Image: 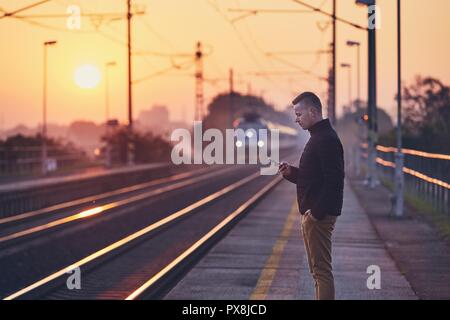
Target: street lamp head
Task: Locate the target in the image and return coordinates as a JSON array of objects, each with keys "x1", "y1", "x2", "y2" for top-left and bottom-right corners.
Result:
[
  {"x1": 355, "y1": 0, "x2": 375, "y2": 6},
  {"x1": 44, "y1": 40, "x2": 57, "y2": 46},
  {"x1": 346, "y1": 40, "x2": 361, "y2": 47}
]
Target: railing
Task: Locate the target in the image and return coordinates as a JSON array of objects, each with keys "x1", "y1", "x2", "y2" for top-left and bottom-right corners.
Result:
[
  {"x1": 360, "y1": 143, "x2": 450, "y2": 216},
  {"x1": 0, "y1": 145, "x2": 92, "y2": 177},
  {"x1": 0, "y1": 162, "x2": 171, "y2": 218}
]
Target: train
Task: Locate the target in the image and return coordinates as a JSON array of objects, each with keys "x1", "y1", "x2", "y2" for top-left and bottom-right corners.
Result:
[{"x1": 233, "y1": 113, "x2": 302, "y2": 151}]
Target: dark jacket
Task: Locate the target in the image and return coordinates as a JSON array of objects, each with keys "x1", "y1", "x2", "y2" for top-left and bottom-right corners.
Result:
[{"x1": 284, "y1": 119, "x2": 345, "y2": 220}]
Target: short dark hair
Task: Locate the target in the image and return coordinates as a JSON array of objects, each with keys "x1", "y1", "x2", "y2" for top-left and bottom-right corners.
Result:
[{"x1": 292, "y1": 92, "x2": 322, "y2": 114}]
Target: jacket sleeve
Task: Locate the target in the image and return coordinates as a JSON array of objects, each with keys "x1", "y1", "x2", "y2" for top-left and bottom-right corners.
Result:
[
  {"x1": 311, "y1": 138, "x2": 344, "y2": 220},
  {"x1": 282, "y1": 165, "x2": 299, "y2": 184}
]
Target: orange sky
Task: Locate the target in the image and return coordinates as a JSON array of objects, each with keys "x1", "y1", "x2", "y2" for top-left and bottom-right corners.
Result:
[{"x1": 1, "y1": 0, "x2": 450, "y2": 130}]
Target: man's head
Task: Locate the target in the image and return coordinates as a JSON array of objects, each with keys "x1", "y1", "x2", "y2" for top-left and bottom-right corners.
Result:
[{"x1": 292, "y1": 92, "x2": 323, "y2": 130}]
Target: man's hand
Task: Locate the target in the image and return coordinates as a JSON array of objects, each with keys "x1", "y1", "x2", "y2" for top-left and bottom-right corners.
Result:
[
  {"x1": 305, "y1": 209, "x2": 318, "y2": 222},
  {"x1": 279, "y1": 162, "x2": 292, "y2": 177}
]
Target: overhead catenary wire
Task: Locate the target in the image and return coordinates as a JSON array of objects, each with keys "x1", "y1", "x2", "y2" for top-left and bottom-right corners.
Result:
[
  {"x1": 205, "y1": 0, "x2": 293, "y2": 98},
  {"x1": 227, "y1": 0, "x2": 340, "y2": 96},
  {"x1": 1, "y1": 0, "x2": 220, "y2": 124},
  {"x1": 266, "y1": 54, "x2": 328, "y2": 82},
  {"x1": 0, "y1": 0, "x2": 52, "y2": 19},
  {"x1": 6, "y1": 0, "x2": 157, "y2": 70},
  {"x1": 134, "y1": 14, "x2": 225, "y2": 83},
  {"x1": 227, "y1": 0, "x2": 332, "y2": 98},
  {"x1": 132, "y1": 58, "x2": 195, "y2": 84},
  {"x1": 228, "y1": 8, "x2": 314, "y2": 24},
  {"x1": 136, "y1": 15, "x2": 179, "y2": 53},
  {"x1": 234, "y1": 0, "x2": 307, "y2": 97},
  {"x1": 291, "y1": 0, "x2": 368, "y2": 31}
]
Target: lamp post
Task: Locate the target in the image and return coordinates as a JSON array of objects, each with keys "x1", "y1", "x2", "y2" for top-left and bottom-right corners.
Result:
[
  {"x1": 356, "y1": 0, "x2": 378, "y2": 188},
  {"x1": 340, "y1": 63, "x2": 352, "y2": 111},
  {"x1": 347, "y1": 40, "x2": 363, "y2": 177},
  {"x1": 229, "y1": 68, "x2": 234, "y2": 129},
  {"x1": 105, "y1": 61, "x2": 117, "y2": 123},
  {"x1": 42, "y1": 40, "x2": 57, "y2": 175},
  {"x1": 395, "y1": 0, "x2": 404, "y2": 217},
  {"x1": 105, "y1": 61, "x2": 116, "y2": 168},
  {"x1": 341, "y1": 62, "x2": 358, "y2": 176},
  {"x1": 346, "y1": 40, "x2": 361, "y2": 111},
  {"x1": 127, "y1": 0, "x2": 134, "y2": 166}
]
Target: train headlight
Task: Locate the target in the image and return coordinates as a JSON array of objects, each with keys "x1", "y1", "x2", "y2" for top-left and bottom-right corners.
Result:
[
  {"x1": 236, "y1": 140, "x2": 243, "y2": 148},
  {"x1": 246, "y1": 131, "x2": 254, "y2": 138},
  {"x1": 257, "y1": 140, "x2": 265, "y2": 147}
]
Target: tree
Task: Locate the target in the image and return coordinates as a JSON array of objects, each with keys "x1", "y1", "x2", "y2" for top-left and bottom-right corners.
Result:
[
  {"x1": 101, "y1": 127, "x2": 172, "y2": 165},
  {"x1": 0, "y1": 134, "x2": 88, "y2": 175},
  {"x1": 401, "y1": 76, "x2": 450, "y2": 153},
  {"x1": 336, "y1": 101, "x2": 393, "y2": 161}
]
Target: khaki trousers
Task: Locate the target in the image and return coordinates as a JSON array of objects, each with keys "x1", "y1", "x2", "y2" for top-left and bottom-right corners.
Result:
[{"x1": 301, "y1": 213, "x2": 337, "y2": 300}]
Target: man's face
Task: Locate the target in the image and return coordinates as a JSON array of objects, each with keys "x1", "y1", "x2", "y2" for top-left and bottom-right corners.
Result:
[{"x1": 294, "y1": 103, "x2": 315, "y2": 130}]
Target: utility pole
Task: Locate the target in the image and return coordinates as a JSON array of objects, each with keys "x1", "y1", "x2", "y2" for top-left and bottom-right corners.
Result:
[
  {"x1": 42, "y1": 40, "x2": 57, "y2": 175},
  {"x1": 367, "y1": 1, "x2": 378, "y2": 188},
  {"x1": 331, "y1": 0, "x2": 337, "y2": 125},
  {"x1": 395, "y1": 0, "x2": 404, "y2": 217},
  {"x1": 356, "y1": 43, "x2": 361, "y2": 111},
  {"x1": 229, "y1": 68, "x2": 234, "y2": 128},
  {"x1": 136, "y1": 41, "x2": 208, "y2": 123},
  {"x1": 195, "y1": 42, "x2": 205, "y2": 121},
  {"x1": 127, "y1": 0, "x2": 132, "y2": 127},
  {"x1": 126, "y1": 0, "x2": 134, "y2": 165},
  {"x1": 327, "y1": 43, "x2": 333, "y2": 121}
]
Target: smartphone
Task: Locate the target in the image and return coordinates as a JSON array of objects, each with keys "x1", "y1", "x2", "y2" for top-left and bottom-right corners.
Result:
[{"x1": 268, "y1": 158, "x2": 281, "y2": 166}]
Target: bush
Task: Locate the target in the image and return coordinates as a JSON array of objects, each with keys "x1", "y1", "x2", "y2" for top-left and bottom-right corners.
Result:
[{"x1": 102, "y1": 127, "x2": 172, "y2": 164}]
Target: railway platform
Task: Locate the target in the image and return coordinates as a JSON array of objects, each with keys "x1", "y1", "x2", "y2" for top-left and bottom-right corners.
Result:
[{"x1": 166, "y1": 180, "x2": 418, "y2": 300}]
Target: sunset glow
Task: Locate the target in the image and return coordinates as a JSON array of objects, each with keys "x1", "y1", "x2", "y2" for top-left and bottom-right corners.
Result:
[{"x1": 0, "y1": 0, "x2": 449, "y2": 128}]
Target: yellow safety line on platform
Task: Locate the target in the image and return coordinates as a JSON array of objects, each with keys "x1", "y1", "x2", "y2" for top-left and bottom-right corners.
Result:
[{"x1": 250, "y1": 200, "x2": 297, "y2": 300}]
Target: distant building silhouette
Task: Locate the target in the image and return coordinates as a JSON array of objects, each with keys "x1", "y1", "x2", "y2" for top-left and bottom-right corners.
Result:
[{"x1": 138, "y1": 105, "x2": 170, "y2": 131}]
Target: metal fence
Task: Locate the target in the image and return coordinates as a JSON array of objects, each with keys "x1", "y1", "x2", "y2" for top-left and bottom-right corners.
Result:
[
  {"x1": 0, "y1": 145, "x2": 90, "y2": 177},
  {"x1": 361, "y1": 144, "x2": 450, "y2": 216}
]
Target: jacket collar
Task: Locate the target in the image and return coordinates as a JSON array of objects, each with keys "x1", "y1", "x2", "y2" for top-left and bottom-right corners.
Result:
[{"x1": 308, "y1": 118, "x2": 331, "y2": 136}]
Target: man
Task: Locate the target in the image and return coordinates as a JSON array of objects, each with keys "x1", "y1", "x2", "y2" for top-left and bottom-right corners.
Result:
[{"x1": 279, "y1": 92, "x2": 344, "y2": 300}]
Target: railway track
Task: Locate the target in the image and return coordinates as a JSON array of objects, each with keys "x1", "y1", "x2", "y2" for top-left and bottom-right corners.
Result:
[
  {"x1": 1, "y1": 151, "x2": 299, "y2": 300},
  {"x1": 0, "y1": 165, "x2": 231, "y2": 247}
]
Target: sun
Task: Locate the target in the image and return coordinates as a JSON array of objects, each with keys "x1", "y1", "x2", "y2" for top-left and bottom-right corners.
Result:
[{"x1": 74, "y1": 64, "x2": 101, "y2": 89}]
